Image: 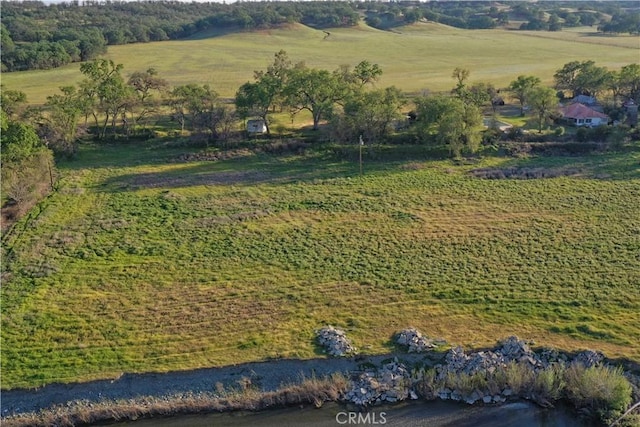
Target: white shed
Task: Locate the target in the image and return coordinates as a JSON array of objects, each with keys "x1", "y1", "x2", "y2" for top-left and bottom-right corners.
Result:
[{"x1": 246, "y1": 119, "x2": 267, "y2": 134}]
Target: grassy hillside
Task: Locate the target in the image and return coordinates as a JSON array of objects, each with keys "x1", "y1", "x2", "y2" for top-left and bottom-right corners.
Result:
[
  {"x1": 3, "y1": 22, "x2": 638, "y2": 104},
  {"x1": 2, "y1": 142, "x2": 639, "y2": 389}
]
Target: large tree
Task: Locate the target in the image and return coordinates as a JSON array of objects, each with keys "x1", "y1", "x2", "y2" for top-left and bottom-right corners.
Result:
[
  {"x1": 1, "y1": 112, "x2": 55, "y2": 210},
  {"x1": 614, "y1": 63, "x2": 640, "y2": 102},
  {"x1": 464, "y1": 82, "x2": 495, "y2": 109},
  {"x1": 573, "y1": 62, "x2": 612, "y2": 99},
  {"x1": 451, "y1": 67, "x2": 471, "y2": 98},
  {"x1": 235, "y1": 81, "x2": 274, "y2": 134},
  {"x1": 334, "y1": 86, "x2": 405, "y2": 142},
  {"x1": 42, "y1": 85, "x2": 88, "y2": 155},
  {"x1": 284, "y1": 66, "x2": 349, "y2": 130},
  {"x1": 554, "y1": 60, "x2": 612, "y2": 99},
  {"x1": 414, "y1": 95, "x2": 482, "y2": 157},
  {"x1": 508, "y1": 75, "x2": 541, "y2": 116},
  {"x1": 127, "y1": 68, "x2": 169, "y2": 132},
  {"x1": 235, "y1": 50, "x2": 293, "y2": 135},
  {"x1": 80, "y1": 59, "x2": 133, "y2": 139},
  {"x1": 169, "y1": 83, "x2": 230, "y2": 142},
  {"x1": 350, "y1": 60, "x2": 383, "y2": 88},
  {"x1": 0, "y1": 87, "x2": 27, "y2": 118},
  {"x1": 526, "y1": 86, "x2": 558, "y2": 133}
]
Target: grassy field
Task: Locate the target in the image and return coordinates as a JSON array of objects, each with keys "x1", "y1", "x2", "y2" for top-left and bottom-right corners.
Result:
[
  {"x1": 2, "y1": 141, "x2": 639, "y2": 389},
  {"x1": 2, "y1": 23, "x2": 638, "y2": 104}
]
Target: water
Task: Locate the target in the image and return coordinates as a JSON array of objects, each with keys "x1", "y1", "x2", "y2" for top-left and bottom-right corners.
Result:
[{"x1": 115, "y1": 401, "x2": 591, "y2": 427}]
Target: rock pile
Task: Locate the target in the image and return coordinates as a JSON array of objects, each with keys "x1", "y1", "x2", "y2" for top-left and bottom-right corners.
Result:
[
  {"x1": 439, "y1": 336, "x2": 550, "y2": 378},
  {"x1": 396, "y1": 328, "x2": 437, "y2": 353},
  {"x1": 572, "y1": 350, "x2": 604, "y2": 368},
  {"x1": 436, "y1": 387, "x2": 507, "y2": 405},
  {"x1": 497, "y1": 336, "x2": 543, "y2": 368},
  {"x1": 329, "y1": 330, "x2": 617, "y2": 409},
  {"x1": 316, "y1": 326, "x2": 357, "y2": 357},
  {"x1": 431, "y1": 336, "x2": 601, "y2": 405},
  {"x1": 345, "y1": 360, "x2": 413, "y2": 406}
]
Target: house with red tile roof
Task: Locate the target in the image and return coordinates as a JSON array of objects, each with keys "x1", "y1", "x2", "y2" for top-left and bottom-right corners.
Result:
[{"x1": 559, "y1": 103, "x2": 609, "y2": 127}]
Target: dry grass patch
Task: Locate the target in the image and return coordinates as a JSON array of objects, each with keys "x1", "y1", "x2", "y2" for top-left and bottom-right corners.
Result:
[
  {"x1": 2, "y1": 373, "x2": 349, "y2": 427},
  {"x1": 469, "y1": 167, "x2": 583, "y2": 180}
]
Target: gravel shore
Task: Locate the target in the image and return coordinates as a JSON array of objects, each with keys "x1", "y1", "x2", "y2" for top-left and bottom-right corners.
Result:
[{"x1": 1, "y1": 354, "x2": 424, "y2": 417}]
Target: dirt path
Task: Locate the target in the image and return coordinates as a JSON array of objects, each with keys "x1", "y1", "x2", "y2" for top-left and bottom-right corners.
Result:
[{"x1": 1, "y1": 354, "x2": 424, "y2": 416}]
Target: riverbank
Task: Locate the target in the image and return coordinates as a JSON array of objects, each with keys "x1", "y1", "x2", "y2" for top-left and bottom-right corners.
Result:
[
  {"x1": 0, "y1": 354, "x2": 422, "y2": 426},
  {"x1": 2, "y1": 336, "x2": 638, "y2": 427}
]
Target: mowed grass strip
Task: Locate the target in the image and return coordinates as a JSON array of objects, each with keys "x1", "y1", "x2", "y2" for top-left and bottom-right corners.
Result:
[
  {"x1": 1, "y1": 143, "x2": 639, "y2": 389},
  {"x1": 3, "y1": 22, "x2": 638, "y2": 104}
]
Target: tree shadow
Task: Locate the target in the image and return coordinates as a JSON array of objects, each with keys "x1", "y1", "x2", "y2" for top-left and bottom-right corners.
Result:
[
  {"x1": 183, "y1": 25, "x2": 245, "y2": 41},
  {"x1": 96, "y1": 151, "x2": 380, "y2": 193}
]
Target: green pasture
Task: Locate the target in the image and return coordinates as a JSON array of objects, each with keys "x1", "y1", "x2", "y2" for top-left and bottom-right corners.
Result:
[
  {"x1": 2, "y1": 141, "x2": 639, "y2": 389},
  {"x1": 3, "y1": 22, "x2": 638, "y2": 104}
]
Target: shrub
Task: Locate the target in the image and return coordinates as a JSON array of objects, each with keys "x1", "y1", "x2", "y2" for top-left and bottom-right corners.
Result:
[
  {"x1": 576, "y1": 127, "x2": 589, "y2": 142},
  {"x1": 504, "y1": 361, "x2": 535, "y2": 396},
  {"x1": 482, "y1": 128, "x2": 502, "y2": 145},
  {"x1": 533, "y1": 364, "x2": 566, "y2": 403},
  {"x1": 565, "y1": 364, "x2": 632, "y2": 422},
  {"x1": 505, "y1": 126, "x2": 524, "y2": 142},
  {"x1": 261, "y1": 139, "x2": 310, "y2": 155},
  {"x1": 1, "y1": 149, "x2": 54, "y2": 216},
  {"x1": 413, "y1": 368, "x2": 441, "y2": 400},
  {"x1": 554, "y1": 126, "x2": 565, "y2": 136},
  {"x1": 444, "y1": 371, "x2": 488, "y2": 396}
]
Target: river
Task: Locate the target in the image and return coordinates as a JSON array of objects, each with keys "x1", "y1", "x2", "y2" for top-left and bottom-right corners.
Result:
[{"x1": 115, "y1": 400, "x2": 594, "y2": 427}]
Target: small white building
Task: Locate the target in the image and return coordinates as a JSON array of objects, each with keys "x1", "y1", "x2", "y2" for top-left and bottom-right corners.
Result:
[
  {"x1": 559, "y1": 103, "x2": 609, "y2": 127},
  {"x1": 246, "y1": 119, "x2": 267, "y2": 134}
]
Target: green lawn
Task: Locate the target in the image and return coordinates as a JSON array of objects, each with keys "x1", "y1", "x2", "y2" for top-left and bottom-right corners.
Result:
[
  {"x1": 2, "y1": 141, "x2": 639, "y2": 389},
  {"x1": 2, "y1": 22, "x2": 638, "y2": 104}
]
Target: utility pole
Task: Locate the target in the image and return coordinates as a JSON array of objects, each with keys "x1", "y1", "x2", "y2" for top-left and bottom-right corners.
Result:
[{"x1": 359, "y1": 134, "x2": 364, "y2": 176}]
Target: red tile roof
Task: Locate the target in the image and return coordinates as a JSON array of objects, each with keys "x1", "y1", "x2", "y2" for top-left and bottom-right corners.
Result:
[{"x1": 560, "y1": 103, "x2": 609, "y2": 120}]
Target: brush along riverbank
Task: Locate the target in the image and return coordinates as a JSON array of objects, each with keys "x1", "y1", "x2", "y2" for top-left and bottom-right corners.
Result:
[{"x1": 2, "y1": 335, "x2": 638, "y2": 427}]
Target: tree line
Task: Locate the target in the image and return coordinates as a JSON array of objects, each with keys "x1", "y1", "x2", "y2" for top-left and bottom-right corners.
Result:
[
  {"x1": 2, "y1": 53, "x2": 639, "y2": 224},
  {"x1": 0, "y1": 1, "x2": 358, "y2": 72},
  {"x1": 2, "y1": 1, "x2": 637, "y2": 72},
  {"x1": 4, "y1": 53, "x2": 639, "y2": 155}
]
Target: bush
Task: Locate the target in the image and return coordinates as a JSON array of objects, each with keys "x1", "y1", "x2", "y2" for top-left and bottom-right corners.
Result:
[
  {"x1": 482, "y1": 128, "x2": 502, "y2": 145},
  {"x1": 576, "y1": 127, "x2": 589, "y2": 142},
  {"x1": 575, "y1": 126, "x2": 613, "y2": 143},
  {"x1": 505, "y1": 126, "x2": 524, "y2": 142},
  {"x1": 529, "y1": 142, "x2": 602, "y2": 155},
  {"x1": 261, "y1": 139, "x2": 310, "y2": 155},
  {"x1": 534, "y1": 364, "x2": 565, "y2": 403},
  {"x1": 414, "y1": 368, "x2": 442, "y2": 400},
  {"x1": 554, "y1": 126, "x2": 565, "y2": 136},
  {"x1": 444, "y1": 371, "x2": 488, "y2": 396},
  {"x1": 1, "y1": 150, "x2": 54, "y2": 213},
  {"x1": 565, "y1": 364, "x2": 632, "y2": 422},
  {"x1": 504, "y1": 361, "x2": 535, "y2": 395}
]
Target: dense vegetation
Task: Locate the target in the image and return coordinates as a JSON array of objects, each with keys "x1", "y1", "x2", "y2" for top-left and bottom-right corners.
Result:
[
  {"x1": 2, "y1": 0, "x2": 638, "y2": 72},
  {"x1": 0, "y1": 0, "x2": 358, "y2": 71},
  {"x1": 0, "y1": 90, "x2": 55, "y2": 225}
]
